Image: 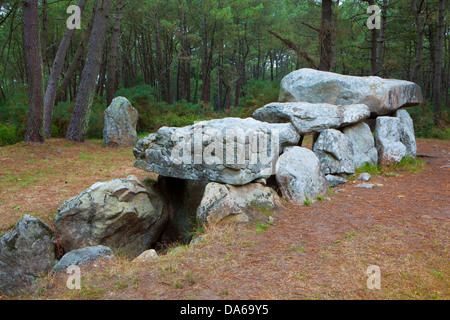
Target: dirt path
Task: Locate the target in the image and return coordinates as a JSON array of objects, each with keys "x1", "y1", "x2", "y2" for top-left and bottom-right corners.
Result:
[{"x1": 1, "y1": 139, "x2": 449, "y2": 300}]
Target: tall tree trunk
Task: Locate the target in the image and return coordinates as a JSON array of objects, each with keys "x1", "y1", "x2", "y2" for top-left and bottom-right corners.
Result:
[
  {"x1": 154, "y1": 14, "x2": 165, "y2": 102},
  {"x1": 41, "y1": 0, "x2": 48, "y2": 77},
  {"x1": 106, "y1": 0, "x2": 123, "y2": 107},
  {"x1": 44, "y1": 0, "x2": 88, "y2": 138},
  {"x1": 22, "y1": 0, "x2": 45, "y2": 143},
  {"x1": 411, "y1": 0, "x2": 424, "y2": 83},
  {"x1": 66, "y1": 0, "x2": 112, "y2": 142},
  {"x1": 200, "y1": 15, "x2": 215, "y2": 105},
  {"x1": 318, "y1": 0, "x2": 333, "y2": 71},
  {"x1": 376, "y1": 0, "x2": 387, "y2": 76},
  {"x1": 433, "y1": 0, "x2": 445, "y2": 124},
  {"x1": 55, "y1": 11, "x2": 95, "y2": 104}
]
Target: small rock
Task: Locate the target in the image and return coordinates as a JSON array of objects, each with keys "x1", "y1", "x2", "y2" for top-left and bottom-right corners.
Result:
[
  {"x1": 354, "y1": 183, "x2": 377, "y2": 189},
  {"x1": 132, "y1": 249, "x2": 159, "y2": 263},
  {"x1": 52, "y1": 245, "x2": 114, "y2": 273},
  {"x1": 325, "y1": 174, "x2": 348, "y2": 187},
  {"x1": 356, "y1": 173, "x2": 371, "y2": 181},
  {"x1": 190, "y1": 235, "x2": 206, "y2": 245}
]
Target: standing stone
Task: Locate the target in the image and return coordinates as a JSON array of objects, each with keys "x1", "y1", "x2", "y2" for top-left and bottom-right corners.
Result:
[
  {"x1": 0, "y1": 215, "x2": 56, "y2": 296},
  {"x1": 196, "y1": 182, "x2": 279, "y2": 225},
  {"x1": 279, "y1": 68, "x2": 423, "y2": 116},
  {"x1": 395, "y1": 109, "x2": 417, "y2": 157},
  {"x1": 313, "y1": 129, "x2": 355, "y2": 175},
  {"x1": 103, "y1": 97, "x2": 139, "y2": 147},
  {"x1": 374, "y1": 117, "x2": 407, "y2": 166},
  {"x1": 343, "y1": 122, "x2": 378, "y2": 168},
  {"x1": 54, "y1": 175, "x2": 167, "y2": 258},
  {"x1": 276, "y1": 147, "x2": 329, "y2": 205}
]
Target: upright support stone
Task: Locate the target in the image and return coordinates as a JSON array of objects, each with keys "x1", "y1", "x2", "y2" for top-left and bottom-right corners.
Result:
[
  {"x1": 313, "y1": 129, "x2": 355, "y2": 175},
  {"x1": 343, "y1": 122, "x2": 378, "y2": 168},
  {"x1": 374, "y1": 117, "x2": 407, "y2": 166},
  {"x1": 276, "y1": 147, "x2": 329, "y2": 205}
]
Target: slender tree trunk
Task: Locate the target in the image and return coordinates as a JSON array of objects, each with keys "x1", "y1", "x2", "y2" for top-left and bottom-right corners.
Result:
[
  {"x1": 411, "y1": 0, "x2": 424, "y2": 83},
  {"x1": 66, "y1": 0, "x2": 112, "y2": 142},
  {"x1": 376, "y1": 0, "x2": 387, "y2": 76},
  {"x1": 154, "y1": 14, "x2": 165, "y2": 102},
  {"x1": 41, "y1": 0, "x2": 48, "y2": 77},
  {"x1": 106, "y1": 0, "x2": 123, "y2": 107},
  {"x1": 44, "y1": 0, "x2": 88, "y2": 138},
  {"x1": 200, "y1": 15, "x2": 215, "y2": 105},
  {"x1": 55, "y1": 8, "x2": 94, "y2": 105},
  {"x1": 22, "y1": 0, "x2": 45, "y2": 143},
  {"x1": 318, "y1": 0, "x2": 333, "y2": 71},
  {"x1": 433, "y1": 0, "x2": 445, "y2": 124}
]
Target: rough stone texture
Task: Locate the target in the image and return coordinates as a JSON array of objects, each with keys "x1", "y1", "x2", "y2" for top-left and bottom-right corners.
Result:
[
  {"x1": 276, "y1": 147, "x2": 329, "y2": 205},
  {"x1": 196, "y1": 182, "x2": 279, "y2": 225},
  {"x1": 132, "y1": 249, "x2": 159, "y2": 264},
  {"x1": 325, "y1": 174, "x2": 348, "y2": 187},
  {"x1": 313, "y1": 129, "x2": 355, "y2": 175},
  {"x1": 374, "y1": 117, "x2": 407, "y2": 166},
  {"x1": 134, "y1": 118, "x2": 300, "y2": 185},
  {"x1": 54, "y1": 175, "x2": 167, "y2": 258},
  {"x1": 343, "y1": 122, "x2": 378, "y2": 168},
  {"x1": 395, "y1": 109, "x2": 417, "y2": 157},
  {"x1": 103, "y1": 97, "x2": 139, "y2": 147},
  {"x1": 252, "y1": 102, "x2": 370, "y2": 135},
  {"x1": 0, "y1": 215, "x2": 56, "y2": 296},
  {"x1": 357, "y1": 173, "x2": 372, "y2": 181},
  {"x1": 279, "y1": 68, "x2": 423, "y2": 116},
  {"x1": 354, "y1": 183, "x2": 377, "y2": 189},
  {"x1": 52, "y1": 245, "x2": 114, "y2": 272}
]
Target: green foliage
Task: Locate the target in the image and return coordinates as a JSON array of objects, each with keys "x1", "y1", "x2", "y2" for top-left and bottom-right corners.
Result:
[
  {"x1": 0, "y1": 123, "x2": 21, "y2": 146},
  {"x1": 231, "y1": 80, "x2": 280, "y2": 118},
  {"x1": 355, "y1": 162, "x2": 381, "y2": 176},
  {"x1": 115, "y1": 85, "x2": 225, "y2": 134},
  {"x1": 408, "y1": 102, "x2": 450, "y2": 140}
]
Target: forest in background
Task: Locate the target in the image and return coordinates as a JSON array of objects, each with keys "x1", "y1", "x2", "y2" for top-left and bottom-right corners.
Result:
[{"x1": 0, "y1": 0, "x2": 448, "y2": 146}]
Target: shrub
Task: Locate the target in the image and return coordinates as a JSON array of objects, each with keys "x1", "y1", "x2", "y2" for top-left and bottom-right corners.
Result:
[
  {"x1": 231, "y1": 80, "x2": 280, "y2": 118},
  {"x1": 0, "y1": 123, "x2": 21, "y2": 146},
  {"x1": 408, "y1": 101, "x2": 450, "y2": 140}
]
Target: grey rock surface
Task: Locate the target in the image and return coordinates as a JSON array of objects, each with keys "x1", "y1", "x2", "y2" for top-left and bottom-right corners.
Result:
[
  {"x1": 52, "y1": 245, "x2": 114, "y2": 272},
  {"x1": 279, "y1": 68, "x2": 423, "y2": 116},
  {"x1": 343, "y1": 122, "x2": 378, "y2": 168},
  {"x1": 374, "y1": 117, "x2": 407, "y2": 166},
  {"x1": 196, "y1": 182, "x2": 278, "y2": 224},
  {"x1": 103, "y1": 97, "x2": 139, "y2": 147},
  {"x1": 325, "y1": 174, "x2": 348, "y2": 187},
  {"x1": 313, "y1": 129, "x2": 355, "y2": 175},
  {"x1": 133, "y1": 118, "x2": 300, "y2": 185},
  {"x1": 395, "y1": 109, "x2": 417, "y2": 157},
  {"x1": 252, "y1": 102, "x2": 370, "y2": 135},
  {"x1": 0, "y1": 215, "x2": 56, "y2": 296},
  {"x1": 276, "y1": 147, "x2": 329, "y2": 205},
  {"x1": 55, "y1": 175, "x2": 167, "y2": 258}
]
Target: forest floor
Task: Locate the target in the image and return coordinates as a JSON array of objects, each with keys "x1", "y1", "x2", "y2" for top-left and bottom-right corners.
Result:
[{"x1": 0, "y1": 138, "x2": 449, "y2": 300}]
